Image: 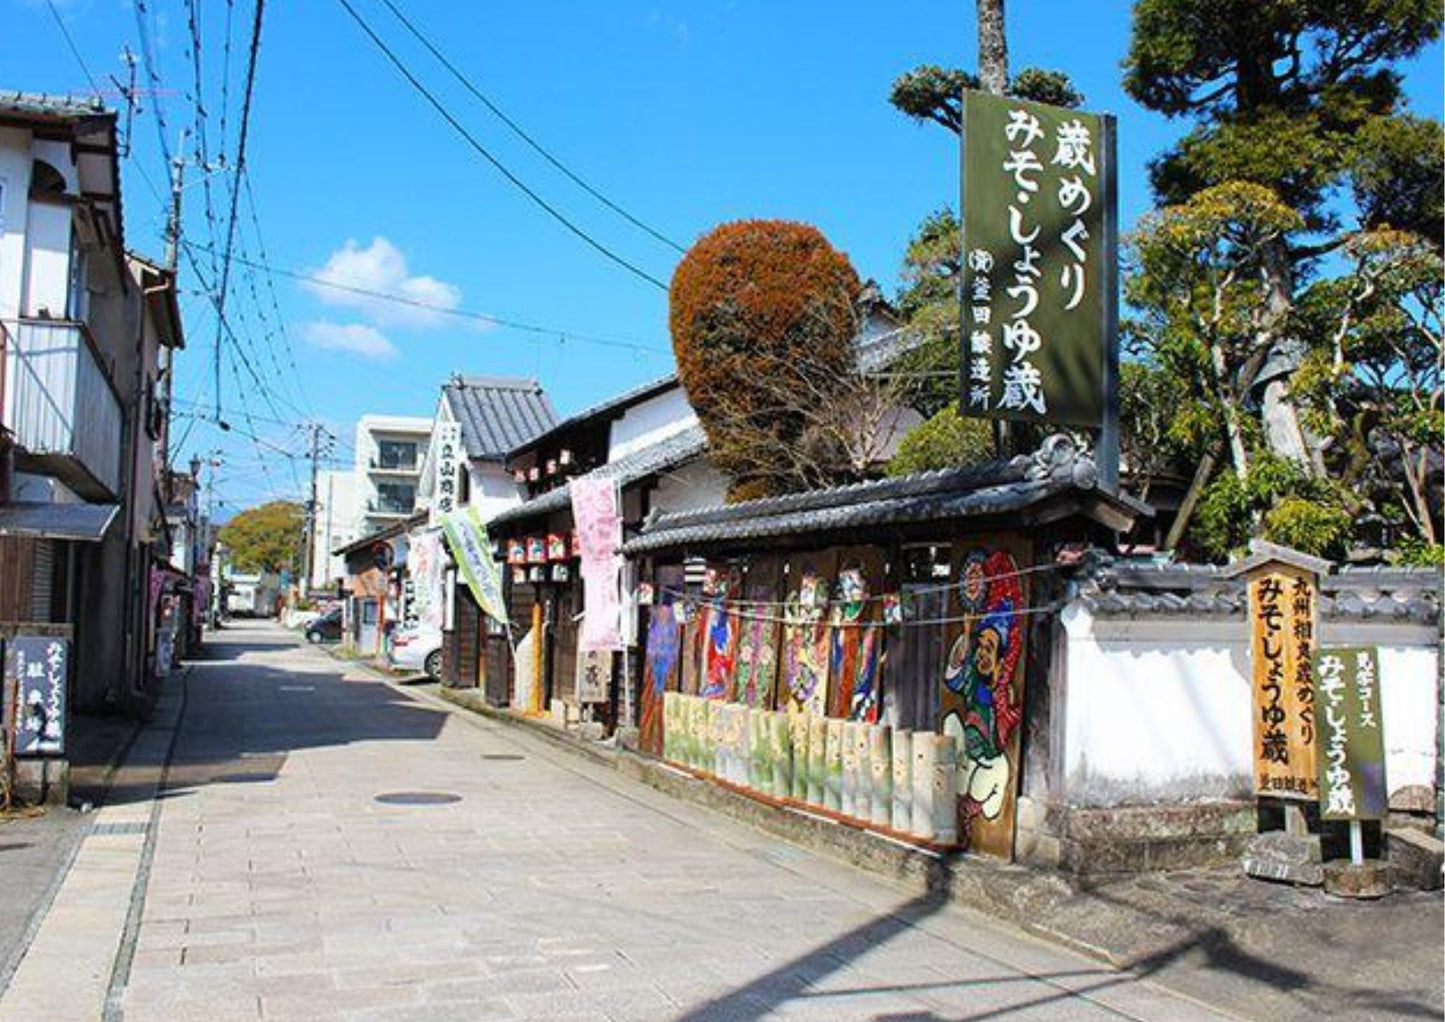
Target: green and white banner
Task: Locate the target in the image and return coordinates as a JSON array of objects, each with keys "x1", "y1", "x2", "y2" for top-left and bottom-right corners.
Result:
[{"x1": 442, "y1": 508, "x2": 508, "y2": 625}]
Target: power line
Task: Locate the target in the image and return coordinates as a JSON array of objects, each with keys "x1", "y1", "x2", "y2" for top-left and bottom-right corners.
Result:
[
  {"x1": 374, "y1": 0, "x2": 685, "y2": 256},
  {"x1": 45, "y1": 0, "x2": 103, "y2": 97},
  {"x1": 333, "y1": 0, "x2": 670, "y2": 292},
  {"x1": 131, "y1": 0, "x2": 177, "y2": 171},
  {"x1": 183, "y1": 241, "x2": 670, "y2": 355},
  {"x1": 209, "y1": 0, "x2": 267, "y2": 420}
]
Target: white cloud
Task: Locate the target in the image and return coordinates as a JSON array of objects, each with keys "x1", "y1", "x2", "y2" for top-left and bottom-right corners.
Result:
[
  {"x1": 302, "y1": 321, "x2": 398, "y2": 361},
  {"x1": 303, "y1": 237, "x2": 461, "y2": 329}
]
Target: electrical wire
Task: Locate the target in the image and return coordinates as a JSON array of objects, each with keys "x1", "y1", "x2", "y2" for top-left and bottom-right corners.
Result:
[
  {"x1": 333, "y1": 0, "x2": 670, "y2": 292},
  {"x1": 374, "y1": 0, "x2": 685, "y2": 255},
  {"x1": 182, "y1": 241, "x2": 670, "y2": 356},
  {"x1": 45, "y1": 0, "x2": 103, "y2": 97},
  {"x1": 209, "y1": 0, "x2": 267, "y2": 420}
]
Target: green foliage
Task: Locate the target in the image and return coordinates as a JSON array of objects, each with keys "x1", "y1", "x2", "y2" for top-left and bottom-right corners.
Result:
[
  {"x1": 218, "y1": 501, "x2": 304, "y2": 574},
  {"x1": 888, "y1": 64, "x2": 1081, "y2": 133},
  {"x1": 1188, "y1": 452, "x2": 1353, "y2": 560},
  {"x1": 887, "y1": 403, "x2": 993, "y2": 476},
  {"x1": 1262, "y1": 498, "x2": 1353, "y2": 558},
  {"x1": 1395, "y1": 537, "x2": 1445, "y2": 567},
  {"x1": 1123, "y1": 0, "x2": 1440, "y2": 229},
  {"x1": 1118, "y1": 359, "x2": 1212, "y2": 485},
  {"x1": 1351, "y1": 114, "x2": 1444, "y2": 245},
  {"x1": 669, "y1": 220, "x2": 861, "y2": 500}
]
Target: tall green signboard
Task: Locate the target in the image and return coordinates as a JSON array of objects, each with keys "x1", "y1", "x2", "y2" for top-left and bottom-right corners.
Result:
[
  {"x1": 960, "y1": 92, "x2": 1118, "y2": 429},
  {"x1": 1313, "y1": 647, "x2": 1387, "y2": 821}
]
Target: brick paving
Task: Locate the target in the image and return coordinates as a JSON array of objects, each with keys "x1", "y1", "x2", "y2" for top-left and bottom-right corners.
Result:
[{"x1": 74, "y1": 621, "x2": 1234, "y2": 1022}]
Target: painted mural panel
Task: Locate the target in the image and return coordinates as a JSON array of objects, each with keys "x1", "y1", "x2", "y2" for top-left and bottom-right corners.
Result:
[
  {"x1": 641, "y1": 594, "x2": 683, "y2": 756},
  {"x1": 828, "y1": 548, "x2": 886, "y2": 723},
  {"x1": 679, "y1": 596, "x2": 704, "y2": 696},
  {"x1": 940, "y1": 542, "x2": 1029, "y2": 859},
  {"x1": 733, "y1": 557, "x2": 781, "y2": 709},
  {"x1": 700, "y1": 565, "x2": 740, "y2": 700},
  {"x1": 780, "y1": 550, "x2": 836, "y2": 718}
]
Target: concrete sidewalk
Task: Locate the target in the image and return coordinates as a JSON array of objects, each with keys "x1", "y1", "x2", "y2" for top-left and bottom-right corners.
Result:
[
  {"x1": 3, "y1": 621, "x2": 1436, "y2": 1022},
  {"x1": 433, "y1": 684, "x2": 1445, "y2": 1022}
]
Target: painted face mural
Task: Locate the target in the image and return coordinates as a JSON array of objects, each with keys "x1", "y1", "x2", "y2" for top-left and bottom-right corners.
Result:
[
  {"x1": 782, "y1": 574, "x2": 829, "y2": 715},
  {"x1": 942, "y1": 550, "x2": 1026, "y2": 839}
]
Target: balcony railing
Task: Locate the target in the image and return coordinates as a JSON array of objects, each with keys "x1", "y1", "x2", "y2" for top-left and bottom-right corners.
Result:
[{"x1": 2, "y1": 318, "x2": 123, "y2": 499}]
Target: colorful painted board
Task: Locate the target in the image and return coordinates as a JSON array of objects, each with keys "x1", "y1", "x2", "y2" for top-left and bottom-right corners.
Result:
[
  {"x1": 640, "y1": 596, "x2": 682, "y2": 756},
  {"x1": 940, "y1": 542, "x2": 1030, "y2": 859},
  {"x1": 828, "y1": 548, "x2": 886, "y2": 722},
  {"x1": 700, "y1": 565, "x2": 740, "y2": 700},
  {"x1": 781, "y1": 550, "x2": 836, "y2": 717},
  {"x1": 733, "y1": 557, "x2": 781, "y2": 709}
]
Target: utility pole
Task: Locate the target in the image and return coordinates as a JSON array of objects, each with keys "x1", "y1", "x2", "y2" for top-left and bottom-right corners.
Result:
[
  {"x1": 299, "y1": 422, "x2": 333, "y2": 596},
  {"x1": 158, "y1": 144, "x2": 185, "y2": 478}
]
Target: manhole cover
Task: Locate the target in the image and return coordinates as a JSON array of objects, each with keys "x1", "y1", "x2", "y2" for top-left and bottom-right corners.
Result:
[
  {"x1": 374, "y1": 791, "x2": 461, "y2": 806},
  {"x1": 481, "y1": 754, "x2": 525, "y2": 761}
]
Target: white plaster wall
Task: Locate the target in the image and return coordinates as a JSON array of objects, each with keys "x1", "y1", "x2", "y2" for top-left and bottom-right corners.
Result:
[
  {"x1": 1059, "y1": 604, "x2": 1440, "y2": 807},
  {"x1": 650, "y1": 458, "x2": 730, "y2": 515},
  {"x1": 313, "y1": 469, "x2": 358, "y2": 589},
  {"x1": 0, "y1": 128, "x2": 31, "y2": 321},
  {"x1": 22, "y1": 199, "x2": 69, "y2": 317},
  {"x1": 469, "y1": 462, "x2": 525, "y2": 523},
  {"x1": 607, "y1": 386, "x2": 696, "y2": 462}
]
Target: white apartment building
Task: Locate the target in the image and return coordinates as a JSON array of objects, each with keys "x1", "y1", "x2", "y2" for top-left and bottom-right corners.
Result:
[{"x1": 353, "y1": 414, "x2": 432, "y2": 538}]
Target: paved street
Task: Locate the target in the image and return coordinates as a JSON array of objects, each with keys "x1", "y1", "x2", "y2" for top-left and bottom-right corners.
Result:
[{"x1": 1, "y1": 622, "x2": 1280, "y2": 1021}]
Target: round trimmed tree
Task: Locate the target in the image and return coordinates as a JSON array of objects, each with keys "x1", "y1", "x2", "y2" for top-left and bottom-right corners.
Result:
[{"x1": 669, "y1": 220, "x2": 861, "y2": 500}]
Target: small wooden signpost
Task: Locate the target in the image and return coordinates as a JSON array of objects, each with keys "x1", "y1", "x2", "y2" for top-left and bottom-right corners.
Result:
[{"x1": 1226, "y1": 541, "x2": 1331, "y2": 882}]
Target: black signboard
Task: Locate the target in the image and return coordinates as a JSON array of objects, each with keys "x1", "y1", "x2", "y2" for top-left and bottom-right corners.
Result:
[{"x1": 5, "y1": 637, "x2": 68, "y2": 757}]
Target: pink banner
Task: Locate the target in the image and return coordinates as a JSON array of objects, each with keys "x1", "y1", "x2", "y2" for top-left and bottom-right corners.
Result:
[{"x1": 570, "y1": 476, "x2": 623, "y2": 652}]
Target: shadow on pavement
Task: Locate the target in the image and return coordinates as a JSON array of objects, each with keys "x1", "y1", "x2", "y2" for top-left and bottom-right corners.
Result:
[{"x1": 100, "y1": 626, "x2": 447, "y2": 806}]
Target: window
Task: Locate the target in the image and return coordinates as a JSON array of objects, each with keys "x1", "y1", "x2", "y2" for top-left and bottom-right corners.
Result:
[
  {"x1": 375, "y1": 482, "x2": 415, "y2": 514},
  {"x1": 376, "y1": 440, "x2": 417, "y2": 471}
]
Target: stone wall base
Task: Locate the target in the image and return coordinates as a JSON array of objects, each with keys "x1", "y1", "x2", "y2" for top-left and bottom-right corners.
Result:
[
  {"x1": 1017, "y1": 797, "x2": 1257, "y2": 874},
  {"x1": 12, "y1": 758, "x2": 69, "y2": 807}
]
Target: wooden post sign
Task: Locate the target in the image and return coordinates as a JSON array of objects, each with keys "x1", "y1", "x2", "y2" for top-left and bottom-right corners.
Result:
[{"x1": 1227, "y1": 542, "x2": 1333, "y2": 802}]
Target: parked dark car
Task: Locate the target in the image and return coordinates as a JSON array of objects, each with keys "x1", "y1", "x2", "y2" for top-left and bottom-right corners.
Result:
[{"x1": 304, "y1": 608, "x2": 343, "y2": 644}]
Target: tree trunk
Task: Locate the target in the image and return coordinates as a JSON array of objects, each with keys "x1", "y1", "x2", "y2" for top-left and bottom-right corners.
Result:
[
  {"x1": 1164, "y1": 444, "x2": 1219, "y2": 553},
  {"x1": 977, "y1": 0, "x2": 1008, "y2": 96}
]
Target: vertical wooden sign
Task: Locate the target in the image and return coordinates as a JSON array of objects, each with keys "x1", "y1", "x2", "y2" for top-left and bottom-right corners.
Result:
[{"x1": 1246, "y1": 564, "x2": 1320, "y2": 800}]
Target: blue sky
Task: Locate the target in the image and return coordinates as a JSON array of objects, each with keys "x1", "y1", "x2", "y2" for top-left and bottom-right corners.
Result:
[{"x1": 4, "y1": 0, "x2": 1441, "y2": 514}]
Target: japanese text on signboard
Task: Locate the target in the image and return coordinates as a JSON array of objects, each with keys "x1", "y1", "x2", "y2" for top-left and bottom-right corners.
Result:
[
  {"x1": 1314, "y1": 647, "x2": 1387, "y2": 820},
  {"x1": 961, "y1": 92, "x2": 1112, "y2": 426},
  {"x1": 6, "y1": 637, "x2": 68, "y2": 756},
  {"x1": 1248, "y1": 568, "x2": 1319, "y2": 799},
  {"x1": 432, "y1": 421, "x2": 463, "y2": 522}
]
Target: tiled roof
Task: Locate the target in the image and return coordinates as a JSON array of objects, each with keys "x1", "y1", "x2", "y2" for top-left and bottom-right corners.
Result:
[
  {"x1": 507, "y1": 375, "x2": 679, "y2": 459},
  {"x1": 489, "y1": 425, "x2": 708, "y2": 528},
  {"x1": 442, "y1": 376, "x2": 557, "y2": 461},
  {"x1": 0, "y1": 91, "x2": 109, "y2": 124},
  {"x1": 1079, "y1": 562, "x2": 1440, "y2": 624},
  {"x1": 623, "y1": 435, "x2": 1147, "y2": 556}
]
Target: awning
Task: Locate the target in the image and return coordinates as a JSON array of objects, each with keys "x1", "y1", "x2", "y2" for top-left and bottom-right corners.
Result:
[{"x1": 0, "y1": 501, "x2": 120, "y2": 542}]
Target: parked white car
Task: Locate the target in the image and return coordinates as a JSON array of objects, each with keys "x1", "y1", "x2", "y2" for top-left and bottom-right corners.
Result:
[{"x1": 388, "y1": 626, "x2": 443, "y2": 679}]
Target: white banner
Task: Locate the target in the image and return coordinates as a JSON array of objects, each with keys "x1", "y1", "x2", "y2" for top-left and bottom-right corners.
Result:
[
  {"x1": 431, "y1": 421, "x2": 464, "y2": 525},
  {"x1": 409, "y1": 528, "x2": 446, "y2": 632}
]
